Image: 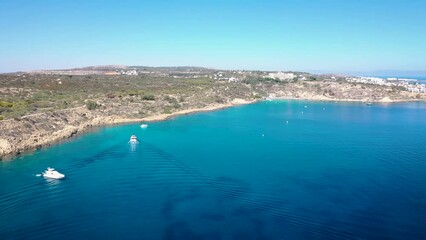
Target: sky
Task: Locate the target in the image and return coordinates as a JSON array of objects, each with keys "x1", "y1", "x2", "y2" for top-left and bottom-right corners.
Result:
[{"x1": 1, "y1": 0, "x2": 425, "y2": 74}]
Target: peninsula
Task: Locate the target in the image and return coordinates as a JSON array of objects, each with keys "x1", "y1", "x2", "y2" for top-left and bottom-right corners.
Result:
[{"x1": 1, "y1": 66, "x2": 425, "y2": 157}]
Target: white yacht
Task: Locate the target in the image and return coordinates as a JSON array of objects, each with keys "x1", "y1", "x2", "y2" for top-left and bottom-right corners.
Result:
[
  {"x1": 42, "y1": 167, "x2": 65, "y2": 179},
  {"x1": 140, "y1": 124, "x2": 148, "y2": 129},
  {"x1": 129, "y1": 135, "x2": 139, "y2": 144}
]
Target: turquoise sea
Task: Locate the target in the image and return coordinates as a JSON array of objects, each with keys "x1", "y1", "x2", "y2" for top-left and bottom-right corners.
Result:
[{"x1": 1, "y1": 101, "x2": 426, "y2": 240}]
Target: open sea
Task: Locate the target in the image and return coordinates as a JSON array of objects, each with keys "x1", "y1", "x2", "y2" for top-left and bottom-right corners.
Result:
[{"x1": 1, "y1": 100, "x2": 426, "y2": 240}]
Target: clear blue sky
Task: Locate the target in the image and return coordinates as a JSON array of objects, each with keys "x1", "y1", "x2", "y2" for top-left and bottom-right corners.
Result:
[{"x1": 1, "y1": 0, "x2": 425, "y2": 73}]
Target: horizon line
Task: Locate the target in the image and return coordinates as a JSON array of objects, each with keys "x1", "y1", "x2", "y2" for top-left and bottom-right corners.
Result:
[{"x1": 1, "y1": 64, "x2": 426, "y2": 77}]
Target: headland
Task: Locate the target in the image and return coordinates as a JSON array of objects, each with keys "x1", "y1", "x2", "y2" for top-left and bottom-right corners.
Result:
[{"x1": 1, "y1": 66, "x2": 425, "y2": 158}]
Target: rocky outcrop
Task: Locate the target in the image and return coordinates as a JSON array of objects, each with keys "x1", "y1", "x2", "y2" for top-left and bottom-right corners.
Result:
[
  {"x1": 268, "y1": 82, "x2": 425, "y2": 102},
  {"x1": 1, "y1": 107, "x2": 85, "y2": 156},
  {"x1": 0, "y1": 139, "x2": 12, "y2": 156}
]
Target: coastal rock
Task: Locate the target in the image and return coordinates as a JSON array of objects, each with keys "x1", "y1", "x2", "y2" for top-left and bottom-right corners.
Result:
[
  {"x1": 0, "y1": 139, "x2": 13, "y2": 156},
  {"x1": 0, "y1": 106, "x2": 94, "y2": 157},
  {"x1": 232, "y1": 98, "x2": 249, "y2": 104},
  {"x1": 379, "y1": 97, "x2": 392, "y2": 102}
]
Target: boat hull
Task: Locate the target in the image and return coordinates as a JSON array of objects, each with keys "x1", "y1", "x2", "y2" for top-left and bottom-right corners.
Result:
[{"x1": 43, "y1": 173, "x2": 65, "y2": 179}]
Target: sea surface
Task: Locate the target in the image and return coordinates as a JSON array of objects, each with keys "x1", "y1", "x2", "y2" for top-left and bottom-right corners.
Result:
[{"x1": 1, "y1": 101, "x2": 426, "y2": 240}]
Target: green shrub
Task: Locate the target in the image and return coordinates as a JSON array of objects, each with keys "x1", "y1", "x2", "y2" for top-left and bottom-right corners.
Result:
[
  {"x1": 393, "y1": 86, "x2": 407, "y2": 92},
  {"x1": 142, "y1": 94, "x2": 155, "y2": 101},
  {"x1": 0, "y1": 101, "x2": 13, "y2": 108},
  {"x1": 0, "y1": 115, "x2": 4, "y2": 120},
  {"x1": 164, "y1": 95, "x2": 172, "y2": 102},
  {"x1": 85, "y1": 100, "x2": 99, "y2": 110},
  {"x1": 172, "y1": 103, "x2": 181, "y2": 109},
  {"x1": 164, "y1": 95, "x2": 179, "y2": 105},
  {"x1": 215, "y1": 97, "x2": 225, "y2": 103},
  {"x1": 127, "y1": 90, "x2": 140, "y2": 96},
  {"x1": 163, "y1": 106, "x2": 172, "y2": 114}
]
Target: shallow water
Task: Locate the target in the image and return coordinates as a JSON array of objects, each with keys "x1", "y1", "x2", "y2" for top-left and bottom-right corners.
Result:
[{"x1": 1, "y1": 101, "x2": 426, "y2": 239}]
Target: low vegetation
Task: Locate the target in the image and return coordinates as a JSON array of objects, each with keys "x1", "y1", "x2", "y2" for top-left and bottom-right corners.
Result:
[
  {"x1": 85, "y1": 100, "x2": 99, "y2": 110},
  {"x1": 0, "y1": 67, "x2": 424, "y2": 157},
  {"x1": 0, "y1": 67, "x2": 424, "y2": 120}
]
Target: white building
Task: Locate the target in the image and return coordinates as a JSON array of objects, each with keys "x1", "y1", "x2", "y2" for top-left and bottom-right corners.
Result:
[
  {"x1": 268, "y1": 72, "x2": 295, "y2": 80},
  {"x1": 228, "y1": 77, "x2": 239, "y2": 83}
]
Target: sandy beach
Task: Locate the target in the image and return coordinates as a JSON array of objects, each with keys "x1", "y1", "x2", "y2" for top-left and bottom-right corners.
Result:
[{"x1": 272, "y1": 95, "x2": 419, "y2": 103}]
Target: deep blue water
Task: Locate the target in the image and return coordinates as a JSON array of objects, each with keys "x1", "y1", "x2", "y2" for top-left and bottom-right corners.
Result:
[{"x1": 1, "y1": 101, "x2": 426, "y2": 240}]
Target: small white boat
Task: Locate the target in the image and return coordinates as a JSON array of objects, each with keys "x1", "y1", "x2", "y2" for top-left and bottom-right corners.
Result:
[
  {"x1": 129, "y1": 135, "x2": 139, "y2": 144},
  {"x1": 42, "y1": 167, "x2": 65, "y2": 179},
  {"x1": 140, "y1": 124, "x2": 148, "y2": 129}
]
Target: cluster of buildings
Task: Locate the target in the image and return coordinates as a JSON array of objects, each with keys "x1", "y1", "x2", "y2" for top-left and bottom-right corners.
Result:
[
  {"x1": 349, "y1": 77, "x2": 425, "y2": 93},
  {"x1": 211, "y1": 72, "x2": 240, "y2": 82},
  {"x1": 266, "y1": 72, "x2": 296, "y2": 80},
  {"x1": 349, "y1": 77, "x2": 389, "y2": 85},
  {"x1": 210, "y1": 71, "x2": 308, "y2": 83},
  {"x1": 263, "y1": 72, "x2": 309, "y2": 81},
  {"x1": 406, "y1": 83, "x2": 426, "y2": 93},
  {"x1": 118, "y1": 69, "x2": 138, "y2": 76}
]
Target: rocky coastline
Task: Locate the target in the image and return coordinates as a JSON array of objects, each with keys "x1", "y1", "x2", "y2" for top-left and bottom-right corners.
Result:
[
  {"x1": 2, "y1": 95, "x2": 425, "y2": 159},
  {"x1": 0, "y1": 99, "x2": 254, "y2": 159},
  {"x1": 1, "y1": 68, "x2": 425, "y2": 159}
]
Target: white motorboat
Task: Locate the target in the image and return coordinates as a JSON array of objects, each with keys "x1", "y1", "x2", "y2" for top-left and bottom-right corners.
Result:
[
  {"x1": 140, "y1": 124, "x2": 148, "y2": 129},
  {"x1": 42, "y1": 167, "x2": 65, "y2": 179},
  {"x1": 129, "y1": 135, "x2": 139, "y2": 144}
]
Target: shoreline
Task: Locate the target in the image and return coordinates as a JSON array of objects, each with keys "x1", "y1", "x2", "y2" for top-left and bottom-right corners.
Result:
[
  {"x1": 268, "y1": 94, "x2": 426, "y2": 103},
  {"x1": 272, "y1": 97, "x2": 422, "y2": 103},
  {"x1": 0, "y1": 99, "x2": 255, "y2": 160},
  {"x1": 1, "y1": 96, "x2": 424, "y2": 160},
  {"x1": 141, "y1": 99, "x2": 254, "y2": 122}
]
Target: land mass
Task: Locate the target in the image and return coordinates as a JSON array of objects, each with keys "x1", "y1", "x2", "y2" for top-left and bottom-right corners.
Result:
[{"x1": 1, "y1": 66, "x2": 425, "y2": 158}]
